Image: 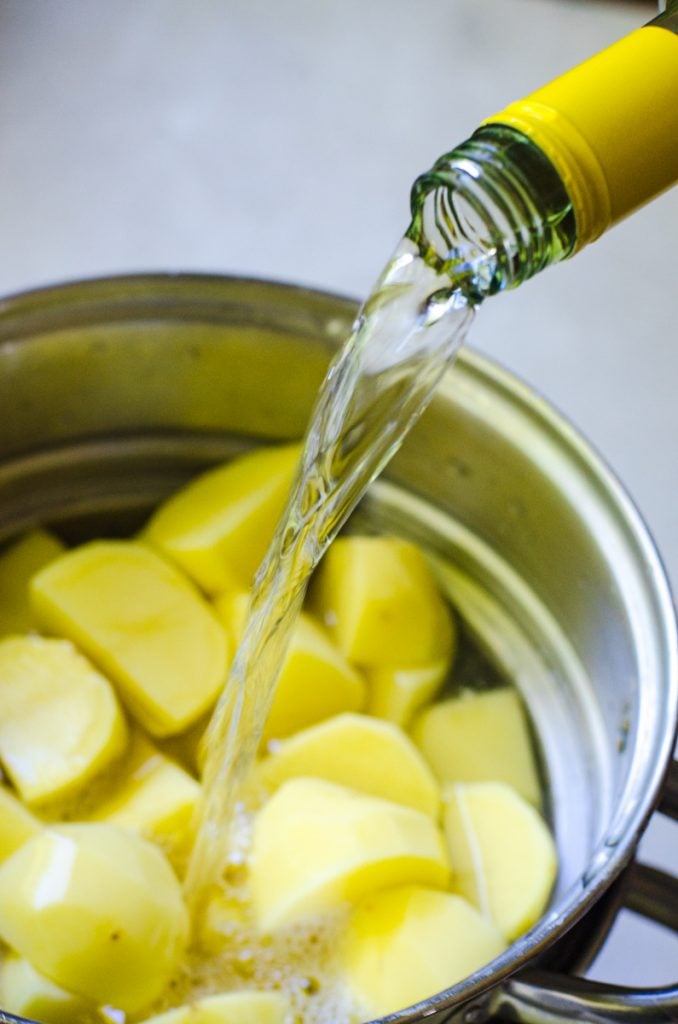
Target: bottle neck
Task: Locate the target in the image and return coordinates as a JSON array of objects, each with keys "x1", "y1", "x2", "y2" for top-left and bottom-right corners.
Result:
[
  {"x1": 408, "y1": 5, "x2": 678, "y2": 306},
  {"x1": 655, "y1": 0, "x2": 678, "y2": 25},
  {"x1": 406, "y1": 124, "x2": 577, "y2": 304}
]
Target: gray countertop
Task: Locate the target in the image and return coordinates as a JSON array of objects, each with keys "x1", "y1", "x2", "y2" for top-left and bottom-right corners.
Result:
[{"x1": 1, "y1": 0, "x2": 677, "y2": 994}]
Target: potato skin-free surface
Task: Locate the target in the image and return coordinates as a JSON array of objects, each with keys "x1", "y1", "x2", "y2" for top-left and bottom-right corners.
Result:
[
  {"x1": 250, "y1": 777, "x2": 449, "y2": 930},
  {"x1": 138, "y1": 990, "x2": 290, "y2": 1024},
  {"x1": 343, "y1": 885, "x2": 506, "y2": 1018},
  {"x1": 215, "y1": 590, "x2": 365, "y2": 742},
  {"x1": 259, "y1": 712, "x2": 440, "y2": 816},
  {"x1": 144, "y1": 444, "x2": 302, "y2": 593},
  {"x1": 0, "y1": 823, "x2": 188, "y2": 1014},
  {"x1": 443, "y1": 781, "x2": 557, "y2": 939},
  {"x1": 0, "y1": 635, "x2": 127, "y2": 804},
  {"x1": 411, "y1": 687, "x2": 541, "y2": 806},
  {"x1": 311, "y1": 536, "x2": 454, "y2": 667},
  {"x1": 31, "y1": 541, "x2": 229, "y2": 737}
]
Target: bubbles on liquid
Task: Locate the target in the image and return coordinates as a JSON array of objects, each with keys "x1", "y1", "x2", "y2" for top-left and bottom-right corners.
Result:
[
  {"x1": 153, "y1": 799, "x2": 360, "y2": 1024},
  {"x1": 163, "y1": 913, "x2": 355, "y2": 1024}
]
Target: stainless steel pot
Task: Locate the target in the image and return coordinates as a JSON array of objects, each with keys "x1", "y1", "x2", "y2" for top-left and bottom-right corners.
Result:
[{"x1": 0, "y1": 274, "x2": 676, "y2": 1024}]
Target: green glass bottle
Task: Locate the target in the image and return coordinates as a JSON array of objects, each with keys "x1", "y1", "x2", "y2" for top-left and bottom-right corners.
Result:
[{"x1": 407, "y1": 1, "x2": 678, "y2": 303}]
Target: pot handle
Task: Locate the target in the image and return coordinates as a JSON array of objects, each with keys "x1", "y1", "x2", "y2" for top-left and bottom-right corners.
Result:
[{"x1": 485, "y1": 760, "x2": 678, "y2": 1023}]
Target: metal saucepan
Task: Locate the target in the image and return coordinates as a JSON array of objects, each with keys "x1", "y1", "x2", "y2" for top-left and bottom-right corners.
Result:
[{"x1": 0, "y1": 274, "x2": 676, "y2": 1024}]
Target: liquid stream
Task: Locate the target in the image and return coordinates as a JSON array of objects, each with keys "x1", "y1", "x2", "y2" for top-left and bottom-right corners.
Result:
[{"x1": 186, "y1": 233, "x2": 489, "y2": 909}]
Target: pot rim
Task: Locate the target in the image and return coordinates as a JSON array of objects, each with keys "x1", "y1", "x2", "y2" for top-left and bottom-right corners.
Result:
[{"x1": 0, "y1": 271, "x2": 676, "y2": 1022}]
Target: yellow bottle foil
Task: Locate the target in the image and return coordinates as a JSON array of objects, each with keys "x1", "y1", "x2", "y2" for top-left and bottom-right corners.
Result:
[{"x1": 483, "y1": 25, "x2": 678, "y2": 248}]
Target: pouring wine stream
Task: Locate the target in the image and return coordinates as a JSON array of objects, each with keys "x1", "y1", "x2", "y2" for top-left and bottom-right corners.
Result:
[{"x1": 184, "y1": 233, "x2": 492, "y2": 912}]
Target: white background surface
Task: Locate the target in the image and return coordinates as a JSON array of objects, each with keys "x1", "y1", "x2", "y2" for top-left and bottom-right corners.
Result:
[{"x1": 0, "y1": 0, "x2": 676, "y2": 995}]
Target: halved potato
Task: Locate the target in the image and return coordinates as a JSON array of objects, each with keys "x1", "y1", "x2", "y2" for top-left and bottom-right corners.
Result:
[
  {"x1": 410, "y1": 687, "x2": 541, "y2": 806},
  {"x1": 250, "y1": 777, "x2": 449, "y2": 931},
  {"x1": 310, "y1": 536, "x2": 454, "y2": 667},
  {"x1": 31, "y1": 541, "x2": 229, "y2": 737},
  {"x1": 0, "y1": 784, "x2": 43, "y2": 863},
  {"x1": 0, "y1": 529, "x2": 65, "y2": 637},
  {"x1": 138, "y1": 991, "x2": 289, "y2": 1024},
  {"x1": 0, "y1": 635, "x2": 127, "y2": 804},
  {"x1": 365, "y1": 660, "x2": 448, "y2": 728},
  {"x1": 215, "y1": 590, "x2": 365, "y2": 743},
  {"x1": 443, "y1": 781, "x2": 557, "y2": 939},
  {"x1": 143, "y1": 444, "x2": 301, "y2": 593},
  {"x1": 0, "y1": 955, "x2": 93, "y2": 1024},
  {"x1": 0, "y1": 823, "x2": 188, "y2": 1014},
  {"x1": 343, "y1": 885, "x2": 506, "y2": 1018},
  {"x1": 89, "y1": 731, "x2": 201, "y2": 868},
  {"x1": 258, "y1": 713, "x2": 439, "y2": 817}
]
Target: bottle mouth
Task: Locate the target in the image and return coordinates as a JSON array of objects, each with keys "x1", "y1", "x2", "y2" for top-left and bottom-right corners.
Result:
[
  {"x1": 407, "y1": 126, "x2": 577, "y2": 300},
  {"x1": 406, "y1": 163, "x2": 501, "y2": 305}
]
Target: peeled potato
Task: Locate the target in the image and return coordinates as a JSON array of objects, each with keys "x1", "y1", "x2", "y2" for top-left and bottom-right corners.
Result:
[
  {"x1": 0, "y1": 955, "x2": 93, "y2": 1024},
  {"x1": 0, "y1": 635, "x2": 128, "y2": 804},
  {"x1": 138, "y1": 991, "x2": 289, "y2": 1024},
  {"x1": 0, "y1": 529, "x2": 65, "y2": 637},
  {"x1": 343, "y1": 885, "x2": 506, "y2": 1018},
  {"x1": 410, "y1": 687, "x2": 541, "y2": 806},
  {"x1": 0, "y1": 823, "x2": 188, "y2": 1014},
  {"x1": 143, "y1": 444, "x2": 302, "y2": 593},
  {"x1": 0, "y1": 785, "x2": 43, "y2": 863},
  {"x1": 365, "y1": 660, "x2": 448, "y2": 728},
  {"x1": 250, "y1": 777, "x2": 449, "y2": 931},
  {"x1": 310, "y1": 536, "x2": 454, "y2": 667},
  {"x1": 443, "y1": 781, "x2": 557, "y2": 940},
  {"x1": 89, "y1": 731, "x2": 201, "y2": 868},
  {"x1": 30, "y1": 540, "x2": 229, "y2": 737},
  {"x1": 259, "y1": 713, "x2": 440, "y2": 817},
  {"x1": 215, "y1": 590, "x2": 365, "y2": 742}
]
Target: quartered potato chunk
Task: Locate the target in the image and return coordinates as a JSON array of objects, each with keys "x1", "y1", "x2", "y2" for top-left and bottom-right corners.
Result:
[
  {"x1": 443, "y1": 781, "x2": 557, "y2": 940},
  {"x1": 250, "y1": 777, "x2": 449, "y2": 931},
  {"x1": 0, "y1": 529, "x2": 65, "y2": 637},
  {"x1": 342, "y1": 885, "x2": 506, "y2": 1019},
  {"x1": 0, "y1": 785, "x2": 42, "y2": 863},
  {"x1": 216, "y1": 590, "x2": 365, "y2": 743},
  {"x1": 410, "y1": 687, "x2": 542, "y2": 806},
  {"x1": 259, "y1": 713, "x2": 440, "y2": 817},
  {"x1": 88, "y1": 731, "x2": 201, "y2": 868},
  {"x1": 143, "y1": 444, "x2": 302, "y2": 594},
  {"x1": 0, "y1": 954, "x2": 93, "y2": 1024},
  {"x1": 0, "y1": 823, "x2": 189, "y2": 1014},
  {"x1": 30, "y1": 541, "x2": 229, "y2": 737},
  {"x1": 310, "y1": 536, "x2": 454, "y2": 667},
  {"x1": 138, "y1": 990, "x2": 290, "y2": 1024},
  {"x1": 0, "y1": 635, "x2": 127, "y2": 804},
  {"x1": 365, "y1": 659, "x2": 448, "y2": 728}
]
